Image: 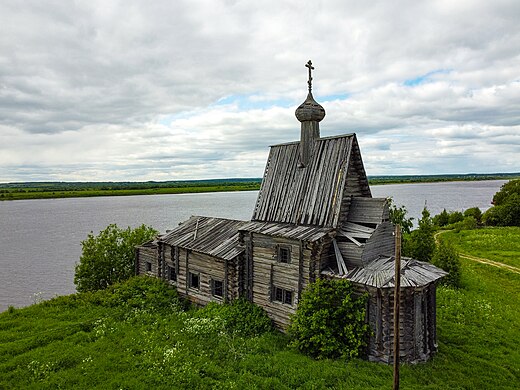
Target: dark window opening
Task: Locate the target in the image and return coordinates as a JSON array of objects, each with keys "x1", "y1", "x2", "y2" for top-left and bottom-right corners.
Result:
[
  {"x1": 273, "y1": 286, "x2": 293, "y2": 305},
  {"x1": 167, "y1": 265, "x2": 176, "y2": 281},
  {"x1": 278, "y1": 246, "x2": 291, "y2": 263},
  {"x1": 212, "y1": 279, "x2": 224, "y2": 298},
  {"x1": 284, "y1": 290, "x2": 293, "y2": 305},
  {"x1": 189, "y1": 272, "x2": 199, "y2": 289},
  {"x1": 146, "y1": 262, "x2": 152, "y2": 272}
]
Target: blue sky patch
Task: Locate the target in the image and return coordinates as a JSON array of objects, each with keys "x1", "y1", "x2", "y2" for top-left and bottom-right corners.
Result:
[{"x1": 404, "y1": 69, "x2": 452, "y2": 86}]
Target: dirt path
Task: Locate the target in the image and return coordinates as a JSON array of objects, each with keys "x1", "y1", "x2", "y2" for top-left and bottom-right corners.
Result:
[{"x1": 434, "y1": 230, "x2": 520, "y2": 275}]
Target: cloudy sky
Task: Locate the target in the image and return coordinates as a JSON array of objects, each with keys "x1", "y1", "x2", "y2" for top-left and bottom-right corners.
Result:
[{"x1": 1, "y1": 0, "x2": 519, "y2": 182}]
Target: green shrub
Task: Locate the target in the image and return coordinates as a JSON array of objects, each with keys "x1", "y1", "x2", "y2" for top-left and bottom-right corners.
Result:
[
  {"x1": 74, "y1": 224, "x2": 158, "y2": 292},
  {"x1": 482, "y1": 206, "x2": 501, "y2": 226},
  {"x1": 433, "y1": 209, "x2": 450, "y2": 227},
  {"x1": 483, "y1": 180, "x2": 520, "y2": 227},
  {"x1": 432, "y1": 240, "x2": 461, "y2": 288},
  {"x1": 448, "y1": 211, "x2": 464, "y2": 225},
  {"x1": 450, "y1": 216, "x2": 478, "y2": 232},
  {"x1": 464, "y1": 207, "x2": 482, "y2": 224},
  {"x1": 405, "y1": 207, "x2": 436, "y2": 262},
  {"x1": 102, "y1": 276, "x2": 187, "y2": 313},
  {"x1": 288, "y1": 279, "x2": 370, "y2": 360},
  {"x1": 198, "y1": 298, "x2": 273, "y2": 336},
  {"x1": 492, "y1": 179, "x2": 520, "y2": 206},
  {"x1": 388, "y1": 199, "x2": 414, "y2": 234}
]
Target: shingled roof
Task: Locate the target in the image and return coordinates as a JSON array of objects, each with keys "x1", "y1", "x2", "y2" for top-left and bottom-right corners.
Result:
[
  {"x1": 161, "y1": 216, "x2": 247, "y2": 261},
  {"x1": 251, "y1": 134, "x2": 371, "y2": 228},
  {"x1": 335, "y1": 255, "x2": 448, "y2": 288}
]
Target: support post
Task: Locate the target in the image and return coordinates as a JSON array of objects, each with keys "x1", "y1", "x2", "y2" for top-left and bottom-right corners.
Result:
[{"x1": 393, "y1": 224, "x2": 402, "y2": 390}]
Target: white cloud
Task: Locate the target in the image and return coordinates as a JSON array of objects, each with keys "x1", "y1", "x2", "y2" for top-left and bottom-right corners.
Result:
[{"x1": 0, "y1": 0, "x2": 519, "y2": 181}]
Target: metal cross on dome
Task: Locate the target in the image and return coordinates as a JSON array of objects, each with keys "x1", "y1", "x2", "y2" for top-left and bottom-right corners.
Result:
[{"x1": 305, "y1": 60, "x2": 314, "y2": 92}]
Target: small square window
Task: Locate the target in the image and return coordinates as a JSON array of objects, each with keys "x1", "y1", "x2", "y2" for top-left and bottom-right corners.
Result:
[
  {"x1": 273, "y1": 286, "x2": 293, "y2": 305},
  {"x1": 278, "y1": 246, "x2": 291, "y2": 263},
  {"x1": 146, "y1": 262, "x2": 152, "y2": 272},
  {"x1": 167, "y1": 265, "x2": 176, "y2": 281},
  {"x1": 189, "y1": 272, "x2": 199, "y2": 289},
  {"x1": 212, "y1": 279, "x2": 223, "y2": 298}
]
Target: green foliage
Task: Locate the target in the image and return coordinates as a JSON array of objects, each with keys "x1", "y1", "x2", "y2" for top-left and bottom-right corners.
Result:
[
  {"x1": 492, "y1": 179, "x2": 520, "y2": 206},
  {"x1": 449, "y1": 216, "x2": 478, "y2": 232},
  {"x1": 448, "y1": 211, "x2": 464, "y2": 225},
  {"x1": 197, "y1": 299, "x2": 273, "y2": 337},
  {"x1": 388, "y1": 198, "x2": 414, "y2": 234},
  {"x1": 74, "y1": 224, "x2": 158, "y2": 293},
  {"x1": 1, "y1": 257, "x2": 520, "y2": 389},
  {"x1": 288, "y1": 279, "x2": 370, "y2": 360},
  {"x1": 432, "y1": 240, "x2": 462, "y2": 288},
  {"x1": 101, "y1": 276, "x2": 188, "y2": 313},
  {"x1": 406, "y1": 207, "x2": 436, "y2": 262},
  {"x1": 484, "y1": 180, "x2": 520, "y2": 227},
  {"x1": 433, "y1": 209, "x2": 450, "y2": 227},
  {"x1": 464, "y1": 207, "x2": 482, "y2": 224}
]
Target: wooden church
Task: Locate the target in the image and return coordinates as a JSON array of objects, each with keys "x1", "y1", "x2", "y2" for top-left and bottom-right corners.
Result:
[{"x1": 136, "y1": 62, "x2": 447, "y2": 364}]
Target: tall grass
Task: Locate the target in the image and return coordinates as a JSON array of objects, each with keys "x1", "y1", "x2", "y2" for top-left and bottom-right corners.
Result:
[{"x1": 1, "y1": 230, "x2": 519, "y2": 389}]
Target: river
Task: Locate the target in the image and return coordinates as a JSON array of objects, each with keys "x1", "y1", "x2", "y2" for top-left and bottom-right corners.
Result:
[{"x1": 0, "y1": 180, "x2": 506, "y2": 311}]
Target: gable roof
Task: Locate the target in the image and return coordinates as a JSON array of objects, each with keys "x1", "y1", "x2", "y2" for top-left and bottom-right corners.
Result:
[
  {"x1": 161, "y1": 216, "x2": 247, "y2": 260},
  {"x1": 251, "y1": 134, "x2": 370, "y2": 228}
]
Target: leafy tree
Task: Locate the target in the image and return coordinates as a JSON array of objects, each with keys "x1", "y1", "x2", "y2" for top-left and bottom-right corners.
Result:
[
  {"x1": 492, "y1": 179, "x2": 520, "y2": 206},
  {"x1": 407, "y1": 207, "x2": 436, "y2": 262},
  {"x1": 464, "y1": 207, "x2": 482, "y2": 224},
  {"x1": 74, "y1": 224, "x2": 158, "y2": 293},
  {"x1": 433, "y1": 209, "x2": 450, "y2": 227},
  {"x1": 448, "y1": 211, "x2": 464, "y2": 225},
  {"x1": 432, "y1": 240, "x2": 461, "y2": 288},
  {"x1": 288, "y1": 279, "x2": 370, "y2": 359},
  {"x1": 388, "y1": 198, "x2": 414, "y2": 234},
  {"x1": 483, "y1": 180, "x2": 520, "y2": 227}
]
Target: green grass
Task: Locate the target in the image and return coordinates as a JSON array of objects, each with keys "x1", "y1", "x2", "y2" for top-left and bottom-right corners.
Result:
[
  {"x1": 0, "y1": 183, "x2": 261, "y2": 201},
  {"x1": 441, "y1": 227, "x2": 520, "y2": 268},
  {"x1": 1, "y1": 230, "x2": 519, "y2": 389}
]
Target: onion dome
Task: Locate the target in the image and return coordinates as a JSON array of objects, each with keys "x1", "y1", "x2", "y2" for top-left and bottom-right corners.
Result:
[
  {"x1": 295, "y1": 92, "x2": 326, "y2": 122},
  {"x1": 295, "y1": 60, "x2": 326, "y2": 122}
]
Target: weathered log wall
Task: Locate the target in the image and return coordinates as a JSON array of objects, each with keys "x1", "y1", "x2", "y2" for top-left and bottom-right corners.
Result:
[
  {"x1": 362, "y1": 284, "x2": 439, "y2": 364},
  {"x1": 135, "y1": 245, "x2": 159, "y2": 276}
]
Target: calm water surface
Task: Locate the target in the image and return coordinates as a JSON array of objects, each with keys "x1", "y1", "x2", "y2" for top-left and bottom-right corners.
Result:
[{"x1": 0, "y1": 180, "x2": 506, "y2": 311}]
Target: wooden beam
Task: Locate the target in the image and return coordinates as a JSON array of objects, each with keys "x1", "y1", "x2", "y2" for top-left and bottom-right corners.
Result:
[
  {"x1": 332, "y1": 238, "x2": 348, "y2": 275},
  {"x1": 393, "y1": 225, "x2": 402, "y2": 390}
]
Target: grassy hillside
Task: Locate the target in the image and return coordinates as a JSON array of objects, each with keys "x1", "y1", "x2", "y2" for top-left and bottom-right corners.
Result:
[
  {"x1": 441, "y1": 227, "x2": 520, "y2": 268},
  {"x1": 1, "y1": 230, "x2": 519, "y2": 389}
]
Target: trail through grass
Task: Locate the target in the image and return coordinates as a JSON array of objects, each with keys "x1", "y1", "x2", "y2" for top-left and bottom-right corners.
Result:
[{"x1": 441, "y1": 227, "x2": 520, "y2": 268}]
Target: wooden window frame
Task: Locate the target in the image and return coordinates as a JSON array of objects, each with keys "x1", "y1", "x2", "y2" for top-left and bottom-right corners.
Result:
[
  {"x1": 188, "y1": 272, "x2": 200, "y2": 290},
  {"x1": 272, "y1": 285, "x2": 293, "y2": 305},
  {"x1": 277, "y1": 245, "x2": 291, "y2": 264},
  {"x1": 211, "y1": 279, "x2": 224, "y2": 299},
  {"x1": 145, "y1": 262, "x2": 152, "y2": 272}
]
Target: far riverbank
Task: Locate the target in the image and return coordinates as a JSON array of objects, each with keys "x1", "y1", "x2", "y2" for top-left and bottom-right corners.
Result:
[{"x1": 1, "y1": 173, "x2": 518, "y2": 201}]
